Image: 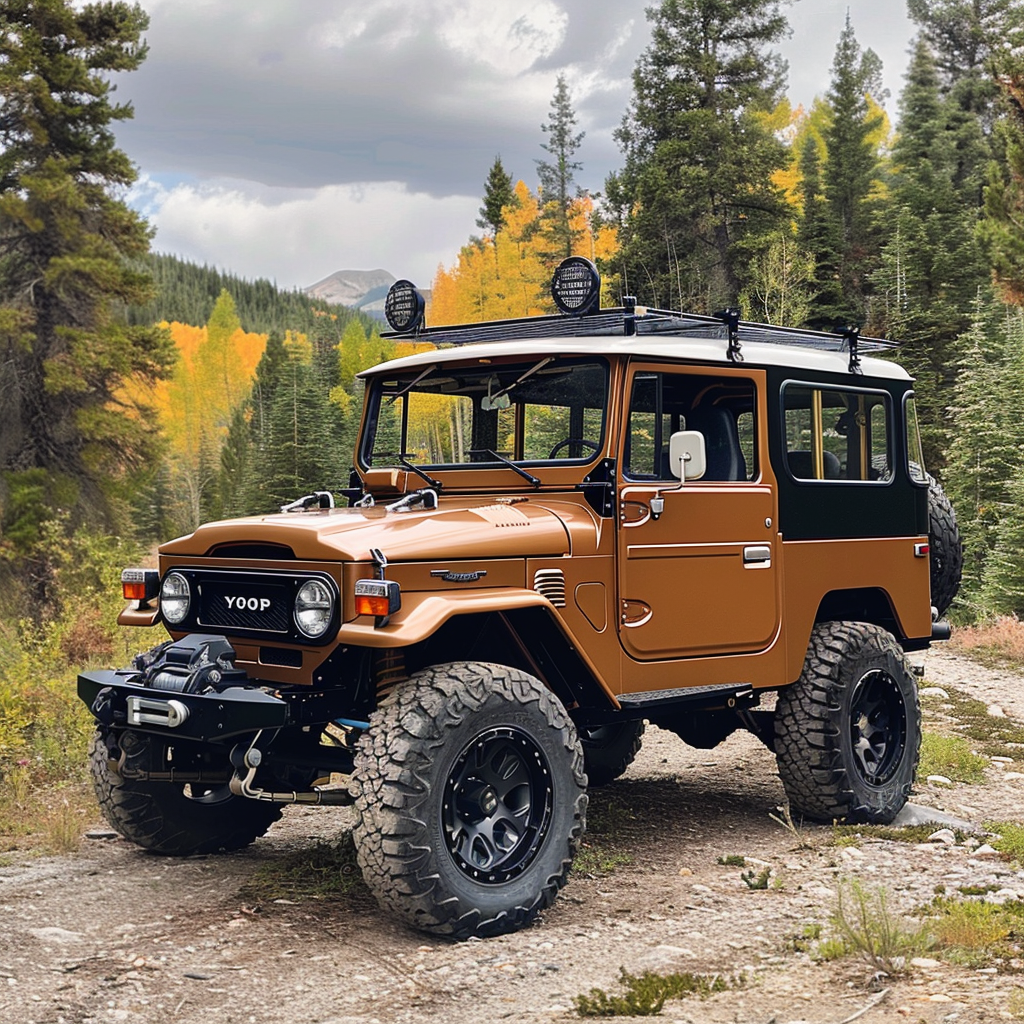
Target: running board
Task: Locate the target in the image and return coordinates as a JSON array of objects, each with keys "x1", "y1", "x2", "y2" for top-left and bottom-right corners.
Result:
[{"x1": 617, "y1": 683, "x2": 756, "y2": 712}]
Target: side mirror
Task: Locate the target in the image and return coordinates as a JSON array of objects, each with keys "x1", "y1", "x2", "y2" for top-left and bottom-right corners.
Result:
[{"x1": 668, "y1": 430, "x2": 706, "y2": 481}]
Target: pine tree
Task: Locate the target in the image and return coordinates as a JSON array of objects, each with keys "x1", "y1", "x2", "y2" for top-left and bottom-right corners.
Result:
[
  {"x1": 982, "y1": 53, "x2": 1024, "y2": 305},
  {"x1": 608, "y1": 0, "x2": 790, "y2": 312},
  {"x1": 260, "y1": 340, "x2": 348, "y2": 510},
  {"x1": 0, "y1": 0, "x2": 174, "y2": 530},
  {"x1": 907, "y1": 0, "x2": 1024, "y2": 121},
  {"x1": 536, "y1": 75, "x2": 585, "y2": 262},
  {"x1": 817, "y1": 14, "x2": 884, "y2": 325},
  {"x1": 871, "y1": 41, "x2": 988, "y2": 470},
  {"x1": 477, "y1": 157, "x2": 516, "y2": 237},
  {"x1": 796, "y1": 133, "x2": 846, "y2": 327},
  {"x1": 981, "y1": 474, "x2": 1024, "y2": 615},
  {"x1": 945, "y1": 297, "x2": 1024, "y2": 611}
]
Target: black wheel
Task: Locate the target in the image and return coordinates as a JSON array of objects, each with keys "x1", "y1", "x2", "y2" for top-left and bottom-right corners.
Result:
[
  {"x1": 580, "y1": 720, "x2": 645, "y2": 786},
  {"x1": 774, "y1": 622, "x2": 920, "y2": 824},
  {"x1": 89, "y1": 728, "x2": 281, "y2": 855},
  {"x1": 548, "y1": 437, "x2": 600, "y2": 459},
  {"x1": 351, "y1": 662, "x2": 587, "y2": 939},
  {"x1": 927, "y1": 474, "x2": 962, "y2": 616}
]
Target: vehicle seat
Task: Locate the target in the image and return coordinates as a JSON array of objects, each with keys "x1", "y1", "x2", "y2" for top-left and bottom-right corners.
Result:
[
  {"x1": 684, "y1": 406, "x2": 746, "y2": 481},
  {"x1": 787, "y1": 449, "x2": 841, "y2": 480}
]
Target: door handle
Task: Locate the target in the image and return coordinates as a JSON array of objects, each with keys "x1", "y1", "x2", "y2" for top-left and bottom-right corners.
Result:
[{"x1": 743, "y1": 545, "x2": 772, "y2": 566}]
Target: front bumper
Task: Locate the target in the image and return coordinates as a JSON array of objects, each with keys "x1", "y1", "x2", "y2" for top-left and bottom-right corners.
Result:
[{"x1": 79, "y1": 669, "x2": 288, "y2": 742}]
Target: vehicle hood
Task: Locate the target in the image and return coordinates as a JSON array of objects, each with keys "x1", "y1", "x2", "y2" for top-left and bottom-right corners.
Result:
[{"x1": 160, "y1": 501, "x2": 571, "y2": 563}]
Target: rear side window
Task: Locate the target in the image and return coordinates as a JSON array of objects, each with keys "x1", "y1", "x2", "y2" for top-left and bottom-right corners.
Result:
[
  {"x1": 783, "y1": 384, "x2": 891, "y2": 482},
  {"x1": 904, "y1": 394, "x2": 928, "y2": 485}
]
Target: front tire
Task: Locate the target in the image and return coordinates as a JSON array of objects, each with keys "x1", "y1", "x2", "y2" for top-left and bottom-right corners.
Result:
[
  {"x1": 351, "y1": 662, "x2": 587, "y2": 939},
  {"x1": 774, "y1": 622, "x2": 920, "y2": 824},
  {"x1": 89, "y1": 728, "x2": 282, "y2": 855}
]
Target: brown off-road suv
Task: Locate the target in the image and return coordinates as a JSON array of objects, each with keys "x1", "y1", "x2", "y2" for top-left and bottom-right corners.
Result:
[{"x1": 80, "y1": 259, "x2": 961, "y2": 939}]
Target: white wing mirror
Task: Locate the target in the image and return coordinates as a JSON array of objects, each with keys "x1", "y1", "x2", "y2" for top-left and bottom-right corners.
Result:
[{"x1": 668, "y1": 430, "x2": 706, "y2": 481}]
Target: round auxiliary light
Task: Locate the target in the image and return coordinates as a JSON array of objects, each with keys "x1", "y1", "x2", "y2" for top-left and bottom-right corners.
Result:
[
  {"x1": 551, "y1": 256, "x2": 601, "y2": 316},
  {"x1": 294, "y1": 578, "x2": 334, "y2": 639},
  {"x1": 384, "y1": 280, "x2": 426, "y2": 334},
  {"x1": 160, "y1": 572, "x2": 191, "y2": 625}
]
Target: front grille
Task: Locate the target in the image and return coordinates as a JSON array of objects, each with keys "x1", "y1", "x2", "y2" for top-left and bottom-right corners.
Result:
[
  {"x1": 165, "y1": 569, "x2": 338, "y2": 646},
  {"x1": 197, "y1": 579, "x2": 291, "y2": 634}
]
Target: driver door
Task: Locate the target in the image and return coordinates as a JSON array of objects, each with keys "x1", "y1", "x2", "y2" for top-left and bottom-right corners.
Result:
[{"x1": 616, "y1": 364, "x2": 779, "y2": 661}]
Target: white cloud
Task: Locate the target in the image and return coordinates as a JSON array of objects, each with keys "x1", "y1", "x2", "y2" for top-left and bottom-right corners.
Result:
[{"x1": 135, "y1": 177, "x2": 478, "y2": 289}]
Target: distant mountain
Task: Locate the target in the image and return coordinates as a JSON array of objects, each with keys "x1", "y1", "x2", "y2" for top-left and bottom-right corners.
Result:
[
  {"x1": 305, "y1": 269, "x2": 432, "y2": 323},
  {"x1": 305, "y1": 269, "x2": 396, "y2": 308}
]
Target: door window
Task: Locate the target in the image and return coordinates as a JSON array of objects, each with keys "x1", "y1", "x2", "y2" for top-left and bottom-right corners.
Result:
[{"x1": 625, "y1": 371, "x2": 757, "y2": 482}]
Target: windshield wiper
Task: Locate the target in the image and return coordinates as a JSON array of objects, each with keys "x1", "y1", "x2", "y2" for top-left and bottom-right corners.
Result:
[
  {"x1": 468, "y1": 449, "x2": 541, "y2": 487},
  {"x1": 373, "y1": 451, "x2": 443, "y2": 491},
  {"x1": 488, "y1": 357, "x2": 554, "y2": 404}
]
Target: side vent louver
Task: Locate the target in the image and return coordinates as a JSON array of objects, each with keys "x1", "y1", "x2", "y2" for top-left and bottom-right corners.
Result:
[{"x1": 533, "y1": 568, "x2": 566, "y2": 608}]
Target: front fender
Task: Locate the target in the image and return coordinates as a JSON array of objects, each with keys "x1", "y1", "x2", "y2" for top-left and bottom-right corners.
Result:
[
  {"x1": 338, "y1": 588, "x2": 619, "y2": 708},
  {"x1": 338, "y1": 588, "x2": 552, "y2": 648}
]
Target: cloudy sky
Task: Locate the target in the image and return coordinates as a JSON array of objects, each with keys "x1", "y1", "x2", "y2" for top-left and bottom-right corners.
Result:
[{"x1": 114, "y1": 0, "x2": 915, "y2": 293}]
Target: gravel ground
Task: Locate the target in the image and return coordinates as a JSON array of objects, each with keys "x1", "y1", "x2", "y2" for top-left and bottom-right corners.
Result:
[{"x1": 2, "y1": 645, "x2": 1024, "y2": 1024}]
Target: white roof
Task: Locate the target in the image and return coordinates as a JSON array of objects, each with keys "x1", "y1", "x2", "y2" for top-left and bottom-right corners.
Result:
[{"x1": 360, "y1": 335, "x2": 912, "y2": 382}]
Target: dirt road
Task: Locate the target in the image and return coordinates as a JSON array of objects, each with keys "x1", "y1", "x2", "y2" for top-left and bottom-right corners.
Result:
[{"x1": 2, "y1": 647, "x2": 1023, "y2": 1024}]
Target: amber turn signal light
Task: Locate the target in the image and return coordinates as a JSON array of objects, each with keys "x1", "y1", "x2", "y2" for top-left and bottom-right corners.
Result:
[
  {"x1": 121, "y1": 568, "x2": 160, "y2": 602},
  {"x1": 354, "y1": 579, "x2": 401, "y2": 621},
  {"x1": 355, "y1": 594, "x2": 391, "y2": 616}
]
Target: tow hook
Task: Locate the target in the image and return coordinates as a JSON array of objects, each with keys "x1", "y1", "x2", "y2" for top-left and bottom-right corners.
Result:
[{"x1": 228, "y1": 734, "x2": 353, "y2": 806}]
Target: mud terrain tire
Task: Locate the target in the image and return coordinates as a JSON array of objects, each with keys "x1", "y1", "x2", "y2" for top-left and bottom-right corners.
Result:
[
  {"x1": 351, "y1": 662, "x2": 587, "y2": 939},
  {"x1": 928, "y1": 474, "x2": 962, "y2": 617},
  {"x1": 774, "y1": 622, "x2": 920, "y2": 824},
  {"x1": 580, "y1": 720, "x2": 645, "y2": 786},
  {"x1": 89, "y1": 729, "x2": 281, "y2": 855}
]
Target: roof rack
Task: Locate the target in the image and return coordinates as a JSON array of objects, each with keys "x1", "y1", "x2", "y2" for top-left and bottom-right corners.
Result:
[{"x1": 381, "y1": 260, "x2": 897, "y2": 368}]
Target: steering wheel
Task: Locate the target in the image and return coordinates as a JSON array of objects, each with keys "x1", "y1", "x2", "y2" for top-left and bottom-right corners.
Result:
[{"x1": 548, "y1": 437, "x2": 601, "y2": 459}]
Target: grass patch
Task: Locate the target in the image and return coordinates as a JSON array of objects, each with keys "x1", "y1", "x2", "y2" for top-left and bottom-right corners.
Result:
[
  {"x1": 574, "y1": 968, "x2": 736, "y2": 1017},
  {"x1": 573, "y1": 842, "x2": 633, "y2": 876},
  {"x1": 928, "y1": 895, "x2": 1024, "y2": 966},
  {"x1": 816, "y1": 881, "x2": 933, "y2": 975},
  {"x1": 571, "y1": 792, "x2": 637, "y2": 877},
  {"x1": 786, "y1": 922, "x2": 823, "y2": 952},
  {"x1": 830, "y1": 823, "x2": 970, "y2": 845},
  {"x1": 741, "y1": 866, "x2": 771, "y2": 890},
  {"x1": 987, "y1": 821, "x2": 1024, "y2": 863},
  {"x1": 717, "y1": 853, "x2": 746, "y2": 866},
  {"x1": 926, "y1": 684, "x2": 1024, "y2": 756},
  {"x1": 950, "y1": 615, "x2": 1024, "y2": 671},
  {"x1": 0, "y1": 773, "x2": 95, "y2": 855},
  {"x1": 238, "y1": 833, "x2": 370, "y2": 905},
  {"x1": 917, "y1": 732, "x2": 988, "y2": 784}
]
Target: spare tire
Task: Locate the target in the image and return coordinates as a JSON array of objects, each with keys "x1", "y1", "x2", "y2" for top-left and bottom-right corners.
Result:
[{"x1": 927, "y1": 474, "x2": 962, "y2": 617}]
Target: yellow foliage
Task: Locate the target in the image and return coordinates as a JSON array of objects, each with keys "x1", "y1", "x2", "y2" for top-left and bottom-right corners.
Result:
[
  {"x1": 155, "y1": 321, "x2": 267, "y2": 456},
  {"x1": 428, "y1": 180, "x2": 619, "y2": 326}
]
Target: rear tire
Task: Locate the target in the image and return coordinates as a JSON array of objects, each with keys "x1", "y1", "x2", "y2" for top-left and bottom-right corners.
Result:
[
  {"x1": 927, "y1": 474, "x2": 962, "y2": 616},
  {"x1": 89, "y1": 728, "x2": 281, "y2": 855},
  {"x1": 351, "y1": 662, "x2": 587, "y2": 939},
  {"x1": 774, "y1": 622, "x2": 920, "y2": 824},
  {"x1": 580, "y1": 720, "x2": 645, "y2": 786}
]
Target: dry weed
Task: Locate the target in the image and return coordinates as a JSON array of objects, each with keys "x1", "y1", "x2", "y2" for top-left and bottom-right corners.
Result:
[{"x1": 950, "y1": 615, "x2": 1024, "y2": 670}]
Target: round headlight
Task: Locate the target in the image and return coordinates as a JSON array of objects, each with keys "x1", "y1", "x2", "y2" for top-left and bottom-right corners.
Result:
[
  {"x1": 160, "y1": 572, "x2": 191, "y2": 625},
  {"x1": 294, "y1": 579, "x2": 334, "y2": 638}
]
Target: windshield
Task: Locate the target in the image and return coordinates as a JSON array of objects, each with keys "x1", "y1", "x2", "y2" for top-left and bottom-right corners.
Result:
[{"x1": 361, "y1": 358, "x2": 608, "y2": 470}]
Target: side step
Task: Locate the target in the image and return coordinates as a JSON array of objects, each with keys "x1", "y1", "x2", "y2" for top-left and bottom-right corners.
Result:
[{"x1": 618, "y1": 682, "x2": 756, "y2": 712}]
